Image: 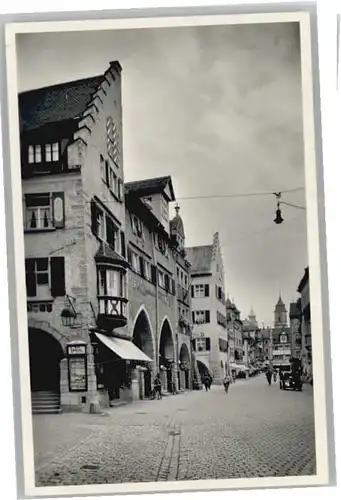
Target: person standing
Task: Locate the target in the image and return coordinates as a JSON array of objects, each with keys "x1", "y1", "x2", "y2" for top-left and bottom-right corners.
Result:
[
  {"x1": 154, "y1": 373, "x2": 162, "y2": 400},
  {"x1": 265, "y1": 367, "x2": 272, "y2": 386},
  {"x1": 223, "y1": 373, "x2": 231, "y2": 393}
]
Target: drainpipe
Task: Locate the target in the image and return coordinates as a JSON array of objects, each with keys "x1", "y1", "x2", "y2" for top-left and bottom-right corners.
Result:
[{"x1": 151, "y1": 234, "x2": 159, "y2": 376}]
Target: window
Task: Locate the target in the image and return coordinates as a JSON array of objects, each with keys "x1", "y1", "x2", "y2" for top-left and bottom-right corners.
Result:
[
  {"x1": 158, "y1": 270, "x2": 165, "y2": 288},
  {"x1": 192, "y1": 284, "x2": 209, "y2": 298},
  {"x1": 192, "y1": 310, "x2": 210, "y2": 324},
  {"x1": 280, "y1": 334, "x2": 287, "y2": 343},
  {"x1": 132, "y1": 215, "x2": 143, "y2": 238},
  {"x1": 25, "y1": 257, "x2": 65, "y2": 298},
  {"x1": 161, "y1": 197, "x2": 168, "y2": 220},
  {"x1": 144, "y1": 261, "x2": 152, "y2": 281},
  {"x1": 25, "y1": 192, "x2": 65, "y2": 230},
  {"x1": 100, "y1": 155, "x2": 105, "y2": 181},
  {"x1": 45, "y1": 143, "x2": 59, "y2": 162},
  {"x1": 106, "y1": 116, "x2": 120, "y2": 166},
  {"x1": 131, "y1": 252, "x2": 139, "y2": 273},
  {"x1": 98, "y1": 268, "x2": 126, "y2": 297},
  {"x1": 26, "y1": 193, "x2": 52, "y2": 230},
  {"x1": 28, "y1": 145, "x2": 42, "y2": 164},
  {"x1": 91, "y1": 201, "x2": 119, "y2": 251},
  {"x1": 195, "y1": 338, "x2": 211, "y2": 352}
]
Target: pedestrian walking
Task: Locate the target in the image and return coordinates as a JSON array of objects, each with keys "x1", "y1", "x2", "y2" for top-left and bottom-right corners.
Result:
[
  {"x1": 154, "y1": 373, "x2": 162, "y2": 400},
  {"x1": 273, "y1": 370, "x2": 277, "y2": 383},
  {"x1": 203, "y1": 374, "x2": 210, "y2": 391},
  {"x1": 265, "y1": 367, "x2": 272, "y2": 386},
  {"x1": 223, "y1": 374, "x2": 231, "y2": 393}
]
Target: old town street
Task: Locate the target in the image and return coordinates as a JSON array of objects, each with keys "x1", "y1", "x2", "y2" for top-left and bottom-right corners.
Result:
[{"x1": 33, "y1": 375, "x2": 316, "y2": 487}]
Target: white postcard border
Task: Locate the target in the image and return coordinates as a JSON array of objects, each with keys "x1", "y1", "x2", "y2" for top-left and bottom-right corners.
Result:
[{"x1": 4, "y1": 10, "x2": 329, "y2": 497}]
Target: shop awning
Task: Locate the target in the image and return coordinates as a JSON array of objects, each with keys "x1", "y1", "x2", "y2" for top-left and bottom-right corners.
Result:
[{"x1": 94, "y1": 332, "x2": 152, "y2": 363}]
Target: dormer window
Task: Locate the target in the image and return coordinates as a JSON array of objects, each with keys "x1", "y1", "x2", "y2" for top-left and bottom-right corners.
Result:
[
  {"x1": 45, "y1": 143, "x2": 59, "y2": 162},
  {"x1": 28, "y1": 145, "x2": 42, "y2": 164},
  {"x1": 28, "y1": 143, "x2": 59, "y2": 164}
]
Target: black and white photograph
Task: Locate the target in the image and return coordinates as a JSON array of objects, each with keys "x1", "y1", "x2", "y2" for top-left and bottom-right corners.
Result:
[{"x1": 3, "y1": 7, "x2": 331, "y2": 498}]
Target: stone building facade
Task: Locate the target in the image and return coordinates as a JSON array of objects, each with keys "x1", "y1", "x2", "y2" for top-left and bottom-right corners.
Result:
[
  {"x1": 226, "y1": 299, "x2": 244, "y2": 374},
  {"x1": 297, "y1": 267, "x2": 312, "y2": 378},
  {"x1": 21, "y1": 61, "x2": 162, "y2": 414},
  {"x1": 123, "y1": 177, "x2": 193, "y2": 397},
  {"x1": 186, "y1": 232, "x2": 227, "y2": 384},
  {"x1": 270, "y1": 296, "x2": 292, "y2": 369}
]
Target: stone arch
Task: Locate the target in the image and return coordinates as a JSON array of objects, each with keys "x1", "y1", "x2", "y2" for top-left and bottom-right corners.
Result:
[
  {"x1": 27, "y1": 318, "x2": 67, "y2": 354},
  {"x1": 159, "y1": 316, "x2": 175, "y2": 362},
  {"x1": 132, "y1": 306, "x2": 155, "y2": 361},
  {"x1": 179, "y1": 343, "x2": 190, "y2": 363},
  {"x1": 28, "y1": 326, "x2": 65, "y2": 393},
  {"x1": 197, "y1": 359, "x2": 212, "y2": 379}
]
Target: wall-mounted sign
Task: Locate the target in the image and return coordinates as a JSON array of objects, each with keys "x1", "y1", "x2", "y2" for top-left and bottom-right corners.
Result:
[
  {"x1": 67, "y1": 344, "x2": 87, "y2": 356},
  {"x1": 67, "y1": 342, "x2": 87, "y2": 392}
]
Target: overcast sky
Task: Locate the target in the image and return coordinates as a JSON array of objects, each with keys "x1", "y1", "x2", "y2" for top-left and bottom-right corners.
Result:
[{"x1": 16, "y1": 22, "x2": 307, "y2": 326}]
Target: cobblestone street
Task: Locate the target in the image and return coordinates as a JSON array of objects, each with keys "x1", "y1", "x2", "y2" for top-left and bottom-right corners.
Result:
[{"x1": 33, "y1": 375, "x2": 316, "y2": 487}]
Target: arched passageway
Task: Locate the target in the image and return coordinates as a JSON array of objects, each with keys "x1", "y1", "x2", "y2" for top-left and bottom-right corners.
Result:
[
  {"x1": 29, "y1": 328, "x2": 64, "y2": 393},
  {"x1": 132, "y1": 309, "x2": 154, "y2": 399},
  {"x1": 179, "y1": 343, "x2": 191, "y2": 390},
  {"x1": 197, "y1": 360, "x2": 212, "y2": 382},
  {"x1": 159, "y1": 319, "x2": 175, "y2": 393}
]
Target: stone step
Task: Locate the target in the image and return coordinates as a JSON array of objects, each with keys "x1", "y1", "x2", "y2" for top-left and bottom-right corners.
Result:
[{"x1": 32, "y1": 407, "x2": 62, "y2": 415}]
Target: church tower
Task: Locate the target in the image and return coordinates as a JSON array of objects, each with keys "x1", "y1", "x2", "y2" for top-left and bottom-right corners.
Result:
[
  {"x1": 274, "y1": 295, "x2": 288, "y2": 328},
  {"x1": 170, "y1": 204, "x2": 185, "y2": 250}
]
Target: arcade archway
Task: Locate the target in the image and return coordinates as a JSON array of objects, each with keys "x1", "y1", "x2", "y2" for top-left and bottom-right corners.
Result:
[
  {"x1": 29, "y1": 328, "x2": 65, "y2": 393},
  {"x1": 197, "y1": 359, "x2": 212, "y2": 382},
  {"x1": 179, "y1": 343, "x2": 191, "y2": 390},
  {"x1": 159, "y1": 318, "x2": 175, "y2": 392},
  {"x1": 132, "y1": 308, "x2": 154, "y2": 399}
]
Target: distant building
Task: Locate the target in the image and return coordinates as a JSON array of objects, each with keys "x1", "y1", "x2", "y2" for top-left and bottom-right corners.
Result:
[
  {"x1": 226, "y1": 299, "x2": 244, "y2": 373},
  {"x1": 289, "y1": 300, "x2": 302, "y2": 359},
  {"x1": 271, "y1": 295, "x2": 292, "y2": 368},
  {"x1": 297, "y1": 267, "x2": 311, "y2": 375},
  {"x1": 242, "y1": 309, "x2": 260, "y2": 368},
  {"x1": 186, "y1": 232, "x2": 228, "y2": 384}
]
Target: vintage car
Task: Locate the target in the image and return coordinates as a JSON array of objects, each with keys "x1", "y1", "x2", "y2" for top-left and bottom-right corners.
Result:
[{"x1": 279, "y1": 364, "x2": 303, "y2": 391}]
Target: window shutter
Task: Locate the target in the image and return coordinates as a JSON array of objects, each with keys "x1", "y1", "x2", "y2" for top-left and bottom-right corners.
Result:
[
  {"x1": 139, "y1": 256, "x2": 145, "y2": 277},
  {"x1": 90, "y1": 200, "x2": 97, "y2": 235},
  {"x1": 206, "y1": 338, "x2": 211, "y2": 351},
  {"x1": 127, "y1": 246, "x2": 132, "y2": 264},
  {"x1": 52, "y1": 192, "x2": 65, "y2": 229},
  {"x1": 191, "y1": 285, "x2": 194, "y2": 298},
  {"x1": 205, "y1": 284, "x2": 209, "y2": 297},
  {"x1": 171, "y1": 279, "x2": 176, "y2": 296},
  {"x1": 105, "y1": 161, "x2": 110, "y2": 187},
  {"x1": 50, "y1": 257, "x2": 65, "y2": 297},
  {"x1": 165, "y1": 274, "x2": 170, "y2": 292},
  {"x1": 25, "y1": 258, "x2": 36, "y2": 297},
  {"x1": 151, "y1": 265, "x2": 157, "y2": 285},
  {"x1": 120, "y1": 231, "x2": 126, "y2": 258},
  {"x1": 192, "y1": 311, "x2": 195, "y2": 323},
  {"x1": 192, "y1": 339, "x2": 196, "y2": 351},
  {"x1": 205, "y1": 310, "x2": 210, "y2": 323}
]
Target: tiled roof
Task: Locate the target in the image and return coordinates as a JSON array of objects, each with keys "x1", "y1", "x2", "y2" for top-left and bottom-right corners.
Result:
[
  {"x1": 19, "y1": 75, "x2": 104, "y2": 132},
  {"x1": 125, "y1": 176, "x2": 175, "y2": 201},
  {"x1": 186, "y1": 245, "x2": 213, "y2": 272},
  {"x1": 95, "y1": 242, "x2": 129, "y2": 268},
  {"x1": 170, "y1": 214, "x2": 185, "y2": 237}
]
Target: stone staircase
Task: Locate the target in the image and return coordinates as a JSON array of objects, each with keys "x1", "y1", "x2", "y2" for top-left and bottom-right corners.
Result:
[{"x1": 31, "y1": 391, "x2": 62, "y2": 415}]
